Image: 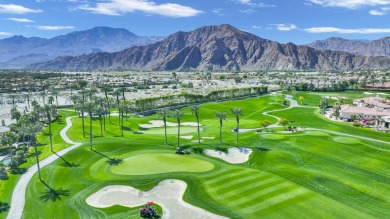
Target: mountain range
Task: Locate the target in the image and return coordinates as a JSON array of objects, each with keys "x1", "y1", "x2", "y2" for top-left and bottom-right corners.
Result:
[
  {"x1": 28, "y1": 24, "x2": 390, "y2": 71},
  {"x1": 0, "y1": 26, "x2": 163, "y2": 68},
  {"x1": 306, "y1": 37, "x2": 390, "y2": 57}
]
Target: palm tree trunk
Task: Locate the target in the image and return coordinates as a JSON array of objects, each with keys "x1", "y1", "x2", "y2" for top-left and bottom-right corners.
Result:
[
  {"x1": 196, "y1": 117, "x2": 200, "y2": 143},
  {"x1": 100, "y1": 117, "x2": 103, "y2": 137},
  {"x1": 103, "y1": 114, "x2": 106, "y2": 131},
  {"x1": 32, "y1": 139, "x2": 42, "y2": 181},
  {"x1": 49, "y1": 121, "x2": 53, "y2": 152},
  {"x1": 89, "y1": 115, "x2": 93, "y2": 150},
  {"x1": 164, "y1": 120, "x2": 167, "y2": 144},
  {"x1": 8, "y1": 142, "x2": 13, "y2": 163},
  {"x1": 121, "y1": 109, "x2": 124, "y2": 137},
  {"x1": 81, "y1": 109, "x2": 85, "y2": 137},
  {"x1": 219, "y1": 120, "x2": 222, "y2": 144},
  {"x1": 236, "y1": 122, "x2": 239, "y2": 143},
  {"x1": 177, "y1": 122, "x2": 180, "y2": 149}
]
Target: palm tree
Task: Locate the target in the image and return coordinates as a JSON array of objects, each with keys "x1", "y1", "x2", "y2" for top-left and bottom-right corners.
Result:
[
  {"x1": 50, "y1": 89, "x2": 60, "y2": 107},
  {"x1": 85, "y1": 101, "x2": 96, "y2": 150},
  {"x1": 8, "y1": 93, "x2": 18, "y2": 107},
  {"x1": 216, "y1": 112, "x2": 228, "y2": 144},
  {"x1": 117, "y1": 87, "x2": 127, "y2": 101},
  {"x1": 95, "y1": 106, "x2": 105, "y2": 137},
  {"x1": 100, "y1": 85, "x2": 112, "y2": 121},
  {"x1": 231, "y1": 107, "x2": 242, "y2": 143},
  {"x1": 86, "y1": 86, "x2": 98, "y2": 101},
  {"x1": 112, "y1": 89, "x2": 122, "y2": 125},
  {"x1": 190, "y1": 105, "x2": 201, "y2": 143},
  {"x1": 171, "y1": 110, "x2": 184, "y2": 150},
  {"x1": 75, "y1": 101, "x2": 86, "y2": 138},
  {"x1": 158, "y1": 109, "x2": 169, "y2": 144},
  {"x1": 48, "y1": 96, "x2": 54, "y2": 105},
  {"x1": 43, "y1": 104, "x2": 57, "y2": 152},
  {"x1": 39, "y1": 91, "x2": 47, "y2": 105},
  {"x1": 24, "y1": 123, "x2": 43, "y2": 181},
  {"x1": 2, "y1": 132, "x2": 16, "y2": 164},
  {"x1": 68, "y1": 94, "x2": 80, "y2": 115},
  {"x1": 23, "y1": 92, "x2": 33, "y2": 108}
]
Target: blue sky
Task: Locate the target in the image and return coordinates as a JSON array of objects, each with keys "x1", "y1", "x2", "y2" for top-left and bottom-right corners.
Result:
[{"x1": 1, "y1": 0, "x2": 390, "y2": 44}]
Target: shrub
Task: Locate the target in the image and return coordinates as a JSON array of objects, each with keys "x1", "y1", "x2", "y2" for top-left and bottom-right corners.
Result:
[{"x1": 352, "y1": 121, "x2": 361, "y2": 127}]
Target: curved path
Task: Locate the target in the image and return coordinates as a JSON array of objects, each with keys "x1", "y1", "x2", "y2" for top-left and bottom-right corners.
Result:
[
  {"x1": 262, "y1": 94, "x2": 390, "y2": 145},
  {"x1": 7, "y1": 116, "x2": 82, "y2": 219}
]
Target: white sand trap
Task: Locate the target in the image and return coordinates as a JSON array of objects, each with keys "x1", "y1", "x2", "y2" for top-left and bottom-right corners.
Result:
[
  {"x1": 204, "y1": 147, "x2": 252, "y2": 164},
  {"x1": 364, "y1": 92, "x2": 388, "y2": 95},
  {"x1": 139, "y1": 120, "x2": 200, "y2": 128},
  {"x1": 180, "y1": 135, "x2": 193, "y2": 139},
  {"x1": 202, "y1": 137, "x2": 215, "y2": 139},
  {"x1": 239, "y1": 128, "x2": 258, "y2": 133},
  {"x1": 86, "y1": 180, "x2": 227, "y2": 219},
  {"x1": 191, "y1": 140, "x2": 204, "y2": 143}
]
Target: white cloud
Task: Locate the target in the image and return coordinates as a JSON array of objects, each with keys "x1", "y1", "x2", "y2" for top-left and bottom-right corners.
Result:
[
  {"x1": 212, "y1": 8, "x2": 223, "y2": 16},
  {"x1": 0, "y1": 31, "x2": 13, "y2": 36},
  {"x1": 239, "y1": 9, "x2": 256, "y2": 14},
  {"x1": 252, "y1": 25, "x2": 262, "y2": 29},
  {"x1": 36, "y1": 25, "x2": 75, "y2": 30},
  {"x1": 235, "y1": 0, "x2": 275, "y2": 7},
  {"x1": 304, "y1": 27, "x2": 390, "y2": 34},
  {"x1": 309, "y1": 0, "x2": 390, "y2": 9},
  {"x1": 0, "y1": 4, "x2": 42, "y2": 14},
  {"x1": 369, "y1": 7, "x2": 390, "y2": 15},
  {"x1": 78, "y1": 0, "x2": 202, "y2": 17},
  {"x1": 275, "y1": 24, "x2": 297, "y2": 31},
  {"x1": 7, "y1": 18, "x2": 34, "y2": 23}
]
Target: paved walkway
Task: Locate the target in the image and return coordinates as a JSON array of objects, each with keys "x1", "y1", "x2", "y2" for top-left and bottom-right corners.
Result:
[{"x1": 6, "y1": 116, "x2": 82, "y2": 219}]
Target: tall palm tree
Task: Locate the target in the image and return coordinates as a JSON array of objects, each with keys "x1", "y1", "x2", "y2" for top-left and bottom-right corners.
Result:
[
  {"x1": 38, "y1": 91, "x2": 47, "y2": 105},
  {"x1": 85, "y1": 101, "x2": 96, "y2": 150},
  {"x1": 112, "y1": 89, "x2": 122, "y2": 125},
  {"x1": 216, "y1": 112, "x2": 228, "y2": 144},
  {"x1": 95, "y1": 106, "x2": 105, "y2": 137},
  {"x1": 43, "y1": 104, "x2": 57, "y2": 152},
  {"x1": 117, "y1": 87, "x2": 127, "y2": 101},
  {"x1": 190, "y1": 105, "x2": 201, "y2": 143},
  {"x1": 86, "y1": 86, "x2": 98, "y2": 101},
  {"x1": 24, "y1": 123, "x2": 43, "y2": 181},
  {"x1": 100, "y1": 85, "x2": 112, "y2": 121},
  {"x1": 76, "y1": 101, "x2": 86, "y2": 138},
  {"x1": 23, "y1": 92, "x2": 33, "y2": 108},
  {"x1": 231, "y1": 107, "x2": 242, "y2": 143},
  {"x1": 68, "y1": 94, "x2": 80, "y2": 115},
  {"x1": 158, "y1": 109, "x2": 169, "y2": 144},
  {"x1": 50, "y1": 89, "x2": 60, "y2": 107},
  {"x1": 8, "y1": 93, "x2": 18, "y2": 107},
  {"x1": 171, "y1": 110, "x2": 184, "y2": 150},
  {"x1": 2, "y1": 132, "x2": 16, "y2": 164}
]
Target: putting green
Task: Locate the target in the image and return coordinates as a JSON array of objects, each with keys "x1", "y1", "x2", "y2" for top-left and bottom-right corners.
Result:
[
  {"x1": 305, "y1": 131, "x2": 330, "y2": 137},
  {"x1": 142, "y1": 126, "x2": 198, "y2": 135},
  {"x1": 261, "y1": 134, "x2": 284, "y2": 140},
  {"x1": 110, "y1": 153, "x2": 215, "y2": 175},
  {"x1": 332, "y1": 137, "x2": 361, "y2": 144}
]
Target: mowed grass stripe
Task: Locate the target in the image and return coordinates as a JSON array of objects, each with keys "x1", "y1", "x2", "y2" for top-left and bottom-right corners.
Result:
[
  {"x1": 213, "y1": 173, "x2": 275, "y2": 195},
  {"x1": 242, "y1": 187, "x2": 309, "y2": 212},
  {"x1": 221, "y1": 177, "x2": 284, "y2": 202},
  {"x1": 233, "y1": 182, "x2": 296, "y2": 207},
  {"x1": 205, "y1": 170, "x2": 258, "y2": 186}
]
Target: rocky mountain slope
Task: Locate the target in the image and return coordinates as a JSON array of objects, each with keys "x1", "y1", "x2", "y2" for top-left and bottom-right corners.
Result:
[
  {"x1": 28, "y1": 24, "x2": 390, "y2": 71},
  {"x1": 0, "y1": 26, "x2": 162, "y2": 68},
  {"x1": 306, "y1": 37, "x2": 390, "y2": 57}
]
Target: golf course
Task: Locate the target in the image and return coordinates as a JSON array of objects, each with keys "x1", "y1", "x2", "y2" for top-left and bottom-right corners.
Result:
[{"x1": 1, "y1": 91, "x2": 390, "y2": 219}]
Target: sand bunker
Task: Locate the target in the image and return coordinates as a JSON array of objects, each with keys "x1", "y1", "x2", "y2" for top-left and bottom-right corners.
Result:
[
  {"x1": 139, "y1": 120, "x2": 200, "y2": 128},
  {"x1": 180, "y1": 135, "x2": 193, "y2": 139},
  {"x1": 86, "y1": 179, "x2": 227, "y2": 219},
  {"x1": 364, "y1": 92, "x2": 388, "y2": 95},
  {"x1": 202, "y1": 137, "x2": 215, "y2": 139},
  {"x1": 204, "y1": 147, "x2": 252, "y2": 164}
]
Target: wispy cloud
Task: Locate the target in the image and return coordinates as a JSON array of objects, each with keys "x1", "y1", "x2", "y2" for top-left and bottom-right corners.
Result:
[
  {"x1": 239, "y1": 9, "x2": 256, "y2": 14},
  {"x1": 0, "y1": 4, "x2": 42, "y2": 14},
  {"x1": 0, "y1": 31, "x2": 13, "y2": 36},
  {"x1": 309, "y1": 0, "x2": 390, "y2": 9},
  {"x1": 212, "y1": 8, "x2": 223, "y2": 16},
  {"x1": 304, "y1": 26, "x2": 390, "y2": 34},
  {"x1": 36, "y1": 25, "x2": 75, "y2": 30},
  {"x1": 7, "y1": 18, "x2": 34, "y2": 23},
  {"x1": 251, "y1": 25, "x2": 262, "y2": 29},
  {"x1": 274, "y1": 24, "x2": 297, "y2": 31},
  {"x1": 369, "y1": 7, "x2": 390, "y2": 15},
  {"x1": 78, "y1": 0, "x2": 202, "y2": 17},
  {"x1": 235, "y1": 0, "x2": 275, "y2": 8}
]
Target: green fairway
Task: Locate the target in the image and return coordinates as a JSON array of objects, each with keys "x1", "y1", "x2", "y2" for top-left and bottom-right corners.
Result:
[
  {"x1": 3, "y1": 92, "x2": 390, "y2": 219},
  {"x1": 109, "y1": 153, "x2": 215, "y2": 175}
]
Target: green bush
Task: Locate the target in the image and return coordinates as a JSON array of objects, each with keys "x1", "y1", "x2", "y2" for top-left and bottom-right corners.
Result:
[{"x1": 352, "y1": 121, "x2": 361, "y2": 127}]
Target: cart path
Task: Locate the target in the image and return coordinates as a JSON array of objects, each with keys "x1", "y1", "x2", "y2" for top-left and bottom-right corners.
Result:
[{"x1": 7, "y1": 116, "x2": 82, "y2": 219}]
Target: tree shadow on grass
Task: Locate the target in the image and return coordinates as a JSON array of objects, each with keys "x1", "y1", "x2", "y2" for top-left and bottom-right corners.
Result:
[
  {"x1": 0, "y1": 202, "x2": 10, "y2": 213},
  {"x1": 92, "y1": 150, "x2": 123, "y2": 166},
  {"x1": 54, "y1": 153, "x2": 79, "y2": 168},
  {"x1": 39, "y1": 180, "x2": 70, "y2": 202}
]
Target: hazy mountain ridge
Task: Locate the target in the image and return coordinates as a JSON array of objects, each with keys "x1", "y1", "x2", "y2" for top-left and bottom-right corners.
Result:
[
  {"x1": 0, "y1": 26, "x2": 163, "y2": 68},
  {"x1": 28, "y1": 24, "x2": 390, "y2": 71},
  {"x1": 306, "y1": 37, "x2": 390, "y2": 57}
]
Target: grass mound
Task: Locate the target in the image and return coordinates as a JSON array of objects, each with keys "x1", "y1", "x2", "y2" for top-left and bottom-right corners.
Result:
[
  {"x1": 332, "y1": 137, "x2": 361, "y2": 144},
  {"x1": 261, "y1": 134, "x2": 285, "y2": 140}
]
